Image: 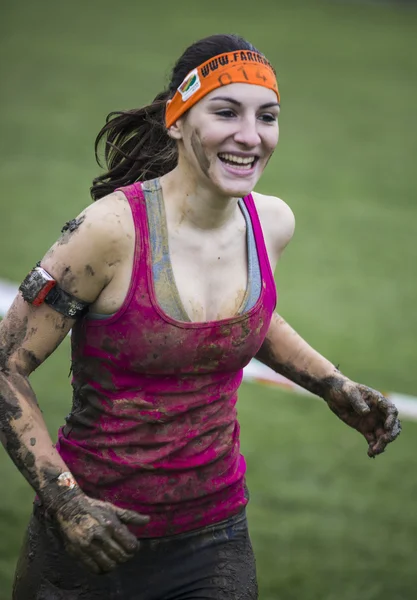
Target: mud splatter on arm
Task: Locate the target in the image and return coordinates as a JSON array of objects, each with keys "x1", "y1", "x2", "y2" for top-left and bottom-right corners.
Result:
[
  {"x1": 255, "y1": 312, "x2": 346, "y2": 398},
  {"x1": 0, "y1": 295, "x2": 77, "y2": 501},
  {"x1": 0, "y1": 196, "x2": 127, "y2": 504},
  {"x1": 0, "y1": 298, "x2": 148, "y2": 574},
  {"x1": 1, "y1": 197, "x2": 150, "y2": 573},
  {"x1": 256, "y1": 313, "x2": 401, "y2": 458}
]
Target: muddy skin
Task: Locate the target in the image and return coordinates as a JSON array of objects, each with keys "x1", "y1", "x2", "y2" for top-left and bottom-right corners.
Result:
[
  {"x1": 106, "y1": 260, "x2": 121, "y2": 268},
  {"x1": 17, "y1": 349, "x2": 42, "y2": 373},
  {"x1": 0, "y1": 367, "x2": 141, "y2": 575},
  {"x1": 27, "y1": 326, "x2": 38, "y2": 338},
  {"x1": 38, "y1": 464, "x2": 80, "y2": 511},
  {"x1": 85, "y1": 264, "x2": 95, "y2": 276},
  {"x1": 44, "y1": 490, "x2": 148, "y2": 574},
  {"x1": 256, "y1": 338, "x2": 402, "y2": 457},
  {"x1": 0, "y1": 309, "x2": 69, "y2": 511},
  {"x1": 60, "y1": 265, "x2": 77, "y2": 291},
  {"x1": 1, "y1": 306, "x2": 147, "y2": 578},
  {"x1": 61, "y1": 217, "x2": 86, "y2": 234},
  {"x1": 59, "y1": 215, "x2": 86, "y2": 245},
  {"x1": 0, "y1": 410, "x2": 40, "y2": 491},
  {"x1": 0, "y1": 313, "x2": 28, "y2": 375},
  {"x1": 13, "y1": 511, "x2": 106, "y2": 600},
  {"x1": 0, "y1": 370, "x2": 42, "y2": 491},
  {"x1": 191, "y1": 130, "x2": 211, "y2": 177},
  {"x1": 37, "y1": 465, "x2": 150, "y2": 575},
  {"x1": 256, "y1": 337, "x2": 344, "y2": 398}
]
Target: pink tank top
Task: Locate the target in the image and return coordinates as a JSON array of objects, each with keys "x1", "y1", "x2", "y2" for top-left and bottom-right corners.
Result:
[{"x1": 56, "y1": 181, "x2": 277, "y2": 537}]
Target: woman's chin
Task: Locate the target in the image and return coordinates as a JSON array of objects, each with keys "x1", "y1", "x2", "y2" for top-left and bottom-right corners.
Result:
[{"x1": 210, "y1": 174, "x2": 257, "y2": 199}]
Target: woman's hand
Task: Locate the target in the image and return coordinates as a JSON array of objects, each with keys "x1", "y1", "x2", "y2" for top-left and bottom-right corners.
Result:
[
  {"x1": 324, "y1": 379, "x2": 402, "y2": 458},
  {"x1": 52, "y1": 490, "x2": 150, "y2": 574}
]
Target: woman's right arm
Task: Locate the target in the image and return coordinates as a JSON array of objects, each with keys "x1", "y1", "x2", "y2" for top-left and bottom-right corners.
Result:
[{"x1": 0, "y1": 196, "x2": 148, "y2": 574}]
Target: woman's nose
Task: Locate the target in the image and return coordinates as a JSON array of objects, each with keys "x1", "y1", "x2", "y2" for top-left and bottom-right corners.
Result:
[{"x1": 233, "y1": 118, "x2": 261, "y2": 147}]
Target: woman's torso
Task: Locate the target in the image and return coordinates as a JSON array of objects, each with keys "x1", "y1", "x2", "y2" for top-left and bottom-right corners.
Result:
[
  {"x1": 56, "y1": 178, "x2": 277, "y2": 537},
  {"x1": 89, "y1": 180, "x2": 279, "y2": 321}
]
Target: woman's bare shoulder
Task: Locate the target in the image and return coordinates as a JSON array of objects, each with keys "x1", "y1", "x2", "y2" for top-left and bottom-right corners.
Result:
[
  {"x1": 251, "y1": 191, "x2": 295, "y2": 259},
  {"x1": 80, "y1": 190, "x2": 133, "y2": 236},
  {"x1": 251, "y1": 191, "x2": 295, "y2": 223},
  {"x1": 39, "y1": 191, "x2": 135, "y2": 302}
]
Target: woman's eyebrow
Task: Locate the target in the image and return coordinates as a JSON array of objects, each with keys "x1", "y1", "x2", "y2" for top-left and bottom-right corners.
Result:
[
  {"x1": 209, "y1": 96, "x2": 280, "y2": 109},
  {"x1": 260, "y1": 102, "x2": 280, "y2": 109},
  {"x1": 209, "y1": 96, "x2": 241, "y2": 106}
]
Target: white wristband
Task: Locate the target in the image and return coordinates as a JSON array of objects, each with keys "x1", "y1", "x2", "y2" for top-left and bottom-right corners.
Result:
[{"x1": 56, "y1": 471, "x2": 77, "y2": 490}]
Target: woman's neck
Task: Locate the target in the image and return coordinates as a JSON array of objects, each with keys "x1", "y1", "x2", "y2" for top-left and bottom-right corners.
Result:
[{"x1": 160, "y1": 165, "x2": 239, "y2": 231}]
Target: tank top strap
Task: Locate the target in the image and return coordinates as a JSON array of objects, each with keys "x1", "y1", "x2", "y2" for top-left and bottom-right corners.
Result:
[
  {"x1": 117, "y1": 181, "x2": 146, "y2": 223},
  {"x1": 115, "y1": 181, "x2": 149, "y2": 297},
  {"x1": 241, "y1": 193, "x2": 277, "y2": 309}
]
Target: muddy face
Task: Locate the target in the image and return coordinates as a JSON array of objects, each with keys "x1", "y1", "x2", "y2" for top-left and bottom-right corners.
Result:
[
  {"x1": 178, "y1": 83, "x2": 279, "y2": 198},
  {"x1": 190, "y1": 130, "x2": 211, "y2": 178}
]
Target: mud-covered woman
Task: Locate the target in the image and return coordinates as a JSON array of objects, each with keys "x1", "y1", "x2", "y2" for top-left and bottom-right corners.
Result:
[{"x1": 0, "y1": 33, "x2": 401, "y2": 600}]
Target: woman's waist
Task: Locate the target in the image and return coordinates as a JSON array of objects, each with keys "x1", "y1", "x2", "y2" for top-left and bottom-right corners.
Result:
[
  {"x1": 55, "y1": 438, "x2": 247, "y2": 537},
  {"x1": 34, "y1": 477, "x2": 248, "y2": 539},
  {"x1": 60, "y1": 409, "x2": 239, "y2": 460},
  {"x1": 57, "y1": 423, "x2": 241, "y2": 477}
]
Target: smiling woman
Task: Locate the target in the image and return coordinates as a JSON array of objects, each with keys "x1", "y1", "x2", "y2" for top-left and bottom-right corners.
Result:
[
  {"x1": 0, "y1": 33, "x2": 401, "y2": 600},
  {"x1": 168, "y1": 83, "x2": 280, "y2": 199}
]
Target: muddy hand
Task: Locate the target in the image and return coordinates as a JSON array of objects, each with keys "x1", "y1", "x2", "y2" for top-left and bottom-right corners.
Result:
[
  {"x1": 325, "y1": 379, "x2": 402, "y2": 458},
  {"x1": 53, "y1": 491, "x2": 150, "y2": 574}
]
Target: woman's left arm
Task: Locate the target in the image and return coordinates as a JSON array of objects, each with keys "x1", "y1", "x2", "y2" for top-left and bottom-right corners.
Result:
[
  {"x1": 254, "y1": 192, "x2": 401, "y2": 458},
  {"x1": 256, "y1": 313, "x2": 401, "y2": 457}
]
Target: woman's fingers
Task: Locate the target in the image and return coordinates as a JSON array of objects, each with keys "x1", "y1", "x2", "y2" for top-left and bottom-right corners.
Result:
[
  {"x1": 369, "y1": 433, "x2": 391, "y2": 457},
  {"x1": 87, "y1": 543, "x2": 117, "y2": 572},
  {"x1": 110, "y1": 522, "x2": 140, "y2": 554},
  {"x1": 364, "y1": 431, "x2": 378, "y2": 458},
  {"x1": 67, "y1": 537, "x2": 118, "y2": 573},
  {"x1": 368, "y1": 420, "x2": 401, "y2": 457},
  {"x1": 99, "y1": 534, "x2": 134, "y2": 563},
  {"x1": 376, "y1": 394, "x2": 398, "y2": 426},
  {"x1": 364, "y1": 431, "x2": 376, "y2": 444},
  {"x1": 348, "y1": 388, "x2": 371, "y2": 415},
  {"x1": 66, "y1": 525, "x2": 135, "y2": 573},
  {"x1": 114, "y1": 506, "x2": 150, "y2": 526},
  {"x1": 92, "y1": 506, "x2": 143, "y2": 563},
  {"x1": 57, "y1": 496, "x2": 150, "y2": 573},
  {"x1": 368, "y1": 395, "x2": 401, "y2": 457},
  {"x1": 388, "y1": 418, "x2": 402, "y2": 440}
]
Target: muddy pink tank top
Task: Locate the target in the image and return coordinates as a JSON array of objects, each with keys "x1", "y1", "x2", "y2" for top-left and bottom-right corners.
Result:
[{"x1": 56, "y1": 181, "x2": 277, "y2": 538}]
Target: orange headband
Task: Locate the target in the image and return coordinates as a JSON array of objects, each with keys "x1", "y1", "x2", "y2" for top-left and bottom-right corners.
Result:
[{"x1": 165, "y1": 50, "x2": 280, "y2": 129}]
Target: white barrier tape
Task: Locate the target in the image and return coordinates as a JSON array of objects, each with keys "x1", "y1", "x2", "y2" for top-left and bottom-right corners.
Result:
[{"x1": 1, "y1": 278, "x2": 416, "y2": 420}]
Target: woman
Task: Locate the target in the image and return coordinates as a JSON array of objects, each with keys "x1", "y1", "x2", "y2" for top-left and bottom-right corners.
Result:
[{"x1": 1, "y1": 34, "x2": 400, "y2": 599}]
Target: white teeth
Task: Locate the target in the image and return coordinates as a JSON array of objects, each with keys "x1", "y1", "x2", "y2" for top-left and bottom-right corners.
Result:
[{"x1": 218, "y1": 153, "x2": 255, "y2": 165}]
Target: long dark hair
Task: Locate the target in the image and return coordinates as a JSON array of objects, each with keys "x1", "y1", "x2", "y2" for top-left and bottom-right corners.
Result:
[{"x1": 91, "y1": 34, "x2": 262, "y2": 200}]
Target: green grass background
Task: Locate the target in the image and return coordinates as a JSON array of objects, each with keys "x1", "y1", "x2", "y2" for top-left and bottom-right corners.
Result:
[{"x1": 1, "y1": 0, "x2": 417, "y2": 598}]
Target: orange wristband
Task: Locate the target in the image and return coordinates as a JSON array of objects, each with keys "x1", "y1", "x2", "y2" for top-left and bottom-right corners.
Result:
[{"x1": 165, "y1": 50, "x2": 280, "y2": 129}]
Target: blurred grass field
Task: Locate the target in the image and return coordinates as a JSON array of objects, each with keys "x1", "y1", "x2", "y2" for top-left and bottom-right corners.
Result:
[{"x1": 1, "y1": 0, "x2": 417, "y2": 598}]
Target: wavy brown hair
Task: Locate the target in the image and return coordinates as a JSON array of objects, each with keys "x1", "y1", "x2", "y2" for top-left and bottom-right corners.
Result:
[{"x1": 90, "y1": 34, "x2": 263, "y2": 200}]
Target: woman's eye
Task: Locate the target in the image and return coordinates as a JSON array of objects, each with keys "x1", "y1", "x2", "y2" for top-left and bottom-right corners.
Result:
[
  {"x1": 216, "y1": 109, "x2": 236, "y2": 118},
  {"x1": 259, "y1": 114, "x2": 277, "y2": 123}
]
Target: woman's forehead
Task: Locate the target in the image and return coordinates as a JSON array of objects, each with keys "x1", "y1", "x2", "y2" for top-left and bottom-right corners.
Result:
[{"x1": 202, "y1": 83, "x2": 279, "y2": 107}]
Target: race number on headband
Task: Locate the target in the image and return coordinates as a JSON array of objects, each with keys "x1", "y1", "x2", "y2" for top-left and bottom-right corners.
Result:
[{"x1": 165, "y1": 50, "x2": 280, "y2": 128}]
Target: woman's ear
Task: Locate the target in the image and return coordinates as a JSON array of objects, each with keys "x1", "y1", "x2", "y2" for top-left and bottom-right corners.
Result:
[
  {"x1": 167, "y1": 123, "x2": 183, "y2": 140},
  {"x1": 167, "y1": 125, "x2": 182, "y2": 140},
  {"x1": 166, "y1": 100, "x2": 183, "y2": 140}
]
